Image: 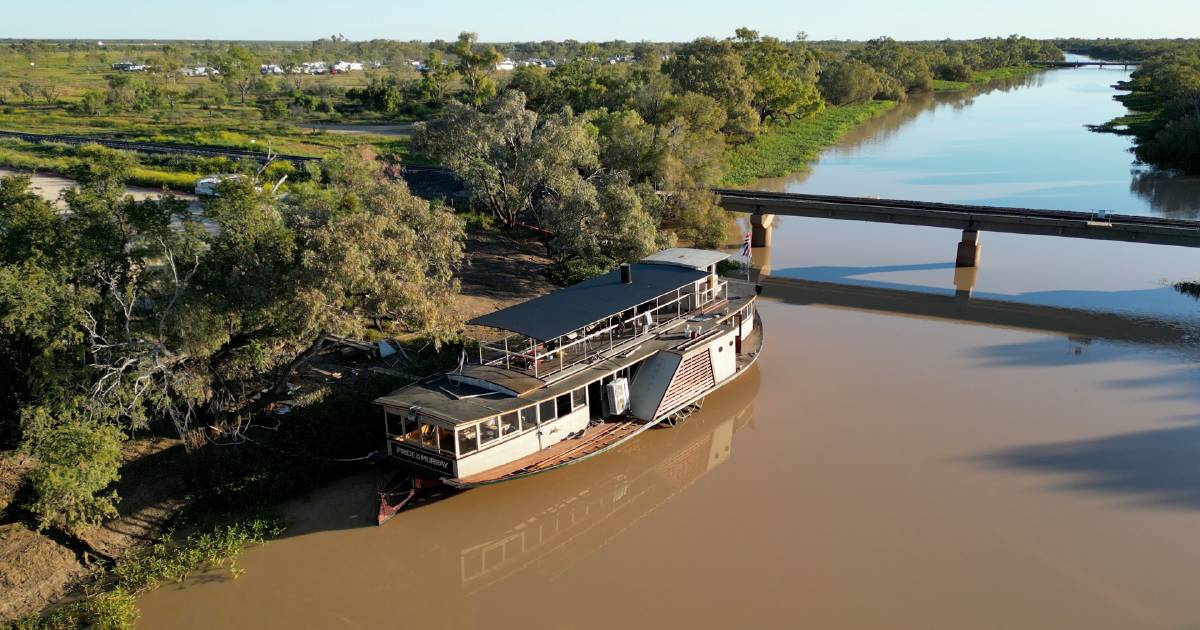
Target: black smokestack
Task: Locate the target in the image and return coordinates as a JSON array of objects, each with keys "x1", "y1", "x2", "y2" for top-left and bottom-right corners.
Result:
[{"x1": 620, "y1": 263, "x2": 632, "y2": 284}]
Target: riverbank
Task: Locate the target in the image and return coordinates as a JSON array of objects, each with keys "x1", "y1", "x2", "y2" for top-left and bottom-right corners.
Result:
[
  {"x1": 1088, "y1": 88, "x2": 1162, "y2": 135},
  {"x1": 931, "y1": 64, "x2": 1045, "y2": 91},
  {"x1": 722, "y1": 101, "x2": 896, "y2": 186}
]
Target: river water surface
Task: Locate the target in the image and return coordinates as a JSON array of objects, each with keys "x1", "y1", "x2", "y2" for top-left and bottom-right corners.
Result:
[{"x1": 136, "y1": 59, "x2": 1200, "y2": 629}]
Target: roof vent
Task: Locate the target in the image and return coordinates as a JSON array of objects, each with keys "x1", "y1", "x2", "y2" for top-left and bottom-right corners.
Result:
[{"x1": 620, "y1": 263, "x2": 632, "y2": 284}]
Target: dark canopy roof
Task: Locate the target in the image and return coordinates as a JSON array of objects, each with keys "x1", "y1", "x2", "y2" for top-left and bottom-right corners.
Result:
[{"x1": 468, "y1": 263, "x2": 707, "y2": 341}]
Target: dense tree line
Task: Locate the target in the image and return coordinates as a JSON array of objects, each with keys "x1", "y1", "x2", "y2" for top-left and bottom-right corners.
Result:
[
  {"x1": 1062, "y1": 39, "x2": 1200, "y2": 174},
  {"x1": 0, "y1": 148, "x2": 463, "y2": 536},
  {"x1": 411, "y1": 31, "x2": 1061, "y2": 279}
]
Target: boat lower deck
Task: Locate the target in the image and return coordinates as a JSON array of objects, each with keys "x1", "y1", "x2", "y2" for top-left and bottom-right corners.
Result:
[
  {"x1": 447, "y1": 310, "x2": 764, "y2": 488},
  {"x1": 452, "y1": 420, "x2": 644, "y2": 487}
]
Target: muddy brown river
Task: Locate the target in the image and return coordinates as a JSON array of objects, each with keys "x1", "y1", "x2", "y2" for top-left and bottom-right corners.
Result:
[{"x1": 135, "y1": 58, "x2": 1200, "y2": 629}]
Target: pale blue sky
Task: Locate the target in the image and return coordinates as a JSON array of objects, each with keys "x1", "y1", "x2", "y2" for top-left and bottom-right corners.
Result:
[{"x1": 1, "y1": 0, "x2": 1195, "y2": 41}]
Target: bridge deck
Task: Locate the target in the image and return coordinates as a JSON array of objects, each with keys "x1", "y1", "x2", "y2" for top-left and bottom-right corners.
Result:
[{"x1": 716, "y1": 188, "x2": 1200, "y2": 249}]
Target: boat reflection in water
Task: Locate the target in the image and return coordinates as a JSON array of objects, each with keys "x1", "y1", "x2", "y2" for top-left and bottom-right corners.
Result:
[{"x1": 452, "y1": 365, "x2": 759, "y2": 593}]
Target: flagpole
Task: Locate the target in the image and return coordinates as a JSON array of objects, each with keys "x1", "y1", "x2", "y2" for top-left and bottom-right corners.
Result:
[{"x1": 743, "y1": 230, "x2": 752, "y2": 282}]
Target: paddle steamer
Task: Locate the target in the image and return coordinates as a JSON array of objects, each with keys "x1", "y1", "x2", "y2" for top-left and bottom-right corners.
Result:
[{"x1": 373, "y1": 248, "x2": 762, "y2": 510}]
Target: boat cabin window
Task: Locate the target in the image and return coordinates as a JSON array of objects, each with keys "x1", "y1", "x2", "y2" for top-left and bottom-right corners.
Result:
[
  {"x1": 458, "y1": 425, "x2": 478, "y2": 455},
  {"x1": 500, "y1": 412, "x2": 519, "y2": 436},
  {"x1": 539, "y1": 399, "x2": 556, "y2": 423},
  {"x1": 437, "y1": 425, "x2": 454, "y2": 456},
  {"x1": 419, "y1": 422, "x2": 438, "y2": 450},
  {"x1": 385, "y1": 411, "x2": 405, "y2": 436},
  {"x1": 556, "y1": 394, "x2": 572, "y2": 418},
  {"x1": 571, "y1": 387, "x2": 587, "y2": 411},
  {"x1": 403, "y1": 416, "x2": 421, "y2": 443},
  {"x1": 480, "y1": 417, "x2": 500, "y2": 444},
  {"x1": 520, "y1": 406, "x2": 538, "y2": 430}
]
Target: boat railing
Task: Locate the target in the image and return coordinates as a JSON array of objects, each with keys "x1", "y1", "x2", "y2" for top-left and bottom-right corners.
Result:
[{"x1": 476, "y1": 280, "x2": 729, "y2": 381}]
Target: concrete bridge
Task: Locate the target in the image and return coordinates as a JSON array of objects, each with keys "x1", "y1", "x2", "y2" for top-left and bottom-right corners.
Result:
[
  {"x1": 716, "y1": 188, "x2": 1200, "y2": 269},
  {"x1": 1032, "y1": 60, "x2": 1142, "y2": 69}
]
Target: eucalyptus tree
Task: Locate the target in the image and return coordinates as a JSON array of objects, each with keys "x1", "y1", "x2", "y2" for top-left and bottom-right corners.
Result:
[
  {"x1": 415, "y1": 90, "x2": 600, "y2": 228},
  {"x1": 663, "y1": 37, "x2": 760, "y2": 141},
  {"x1": 733, "y1": 28, "x2": 823, "y2": 122},
  {"x1": 0, "y1": 147, "x2": 465, "y2": 536},
  {"x1": 450, "y1": 32, "x2": 503, "y2": 106},
  {"x1": 215, "y1": 45, "x2": 260, "y2": 104}
]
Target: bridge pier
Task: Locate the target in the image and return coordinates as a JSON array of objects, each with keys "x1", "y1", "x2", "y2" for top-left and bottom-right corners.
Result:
[
  {"x1": 751, "y1": 212, "x2": 775, "y2": 248},
  {"x1": 953, "y1": 267, "x2": 978, "y2": 301},
  {"x1": 955, "y1": 229, "x2": 981, "y2": 268}
]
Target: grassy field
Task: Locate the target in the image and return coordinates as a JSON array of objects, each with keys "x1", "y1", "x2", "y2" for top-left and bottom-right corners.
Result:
[
  {"x1": 0, "y1": 51, "x2": 378, "y2": 99},
  {"x1": 932, "y1": 65, "x2": 1044, "y2": 91},
  {"x1": 0, "y1": 105, "x2": 411, "y2": 155},
  {"x1": 722, "y1": 100, "x2": 896, "y2": 186},
  {"x1": 0, "y1": 49, "x2": 415, "y2": 183}
]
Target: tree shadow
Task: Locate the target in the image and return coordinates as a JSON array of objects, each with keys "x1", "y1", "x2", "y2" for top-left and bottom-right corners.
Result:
[{"x1": 981, "y1": 423, "x2": 1200, "y2": 510}]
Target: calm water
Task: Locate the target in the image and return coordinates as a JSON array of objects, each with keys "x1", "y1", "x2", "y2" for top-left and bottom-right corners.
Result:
[
  {"x1": 136, "y1": 61, "x2": 1200, "y2": 629},
  {"x1": 757, "y1": 58, "x2": 1200, "y2": 321},
  {"x1": 758, "y1": 56, "x2": 1200, "y2": 217}
]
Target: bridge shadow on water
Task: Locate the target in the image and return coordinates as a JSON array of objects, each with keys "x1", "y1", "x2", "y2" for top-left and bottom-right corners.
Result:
[
  {"x1": 763, "y1": 265, "x2": 1200, "y2": 511},
  {"x1": 770, "y1": 263, "x2": 1200, "y2": 318}
]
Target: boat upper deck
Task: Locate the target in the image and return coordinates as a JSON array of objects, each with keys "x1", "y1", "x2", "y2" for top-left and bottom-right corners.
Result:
[{"x1": 374, "y1": 277, "x2": 759, "y2": 425}]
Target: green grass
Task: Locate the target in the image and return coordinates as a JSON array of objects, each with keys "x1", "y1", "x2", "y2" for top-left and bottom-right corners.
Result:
[
  {"x1": 1089, "y1": 91, "x2": 1165, "y2": 137},
  {"x1": 0, "y1": 104, "x2": 411, "y2": 158},
  {"x1": 0, "y1": 143, "x2": 204, "y2": 191},
  {"x1": 932, "y1": 79, "x2": 970, "y2": 91},
  {"x1": 0, "y1": 49, "x2": 413, "y2": 161},
  {"x1": 933, "y1": 65, "x2": 1045, "y2": 91},
  {"x1": 722, "y1": 100, "x2": 896, "y2": 186}
]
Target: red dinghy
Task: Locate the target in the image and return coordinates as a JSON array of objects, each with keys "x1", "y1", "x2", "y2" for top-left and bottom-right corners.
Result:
[{"x1": 377, "y1": 476, "x2": 416, "y2": 525}]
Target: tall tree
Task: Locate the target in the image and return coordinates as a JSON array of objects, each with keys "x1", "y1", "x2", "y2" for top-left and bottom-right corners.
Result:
[
  {"x1": 415, "y1": 90, "x2": 599, "y2": 228},
  {"x1": 733, "y1": 28, "x2": 824, "y2": 122},
  {"x1": 450, "y1": 32, "x2": 502, "y2": 106},
  {"x1": 215, "y1": 45, "x2": 259, "y2": 104},
  {"x1": 663, "y1": 37, "x2": 759, "y2": 141}
]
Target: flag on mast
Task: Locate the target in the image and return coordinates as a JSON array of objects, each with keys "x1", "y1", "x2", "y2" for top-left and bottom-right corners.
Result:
[{"x1": 741, "y1": 231, "x2": 752, "y2": 258}]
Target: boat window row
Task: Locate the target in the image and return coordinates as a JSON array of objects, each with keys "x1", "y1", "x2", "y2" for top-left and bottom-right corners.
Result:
[
  {"x1": 384, "y1": 411, "x2": 456, "y2": 456},
  {"x1": 457, "y1": 387, "x2": 588, "y2": 456},
  {"x1": 386, "y1": 387, "x2": 588, "y2": 457}
]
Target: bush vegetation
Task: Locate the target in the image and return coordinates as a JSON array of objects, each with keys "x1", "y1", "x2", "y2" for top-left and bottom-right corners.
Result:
[
  {"x1": 723, "y1": 101, "x2": 896, "y2": 185},
  {"x1": 1065, "y1": 38, "x2": 1200, "y2": 174}
]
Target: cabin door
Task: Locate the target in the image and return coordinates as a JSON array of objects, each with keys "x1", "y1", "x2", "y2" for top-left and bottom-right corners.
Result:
[
  {"x1": 588, "y1": 381, "x2": 604, "y2": 419},
  {"x1": 734, "y1": 313, "x2": 743, "y2": 353}
]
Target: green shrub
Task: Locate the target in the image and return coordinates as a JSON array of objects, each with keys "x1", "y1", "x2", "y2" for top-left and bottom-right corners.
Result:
[
  {"x1": 22, "y1": 416, "x2": 123, "y2": 535},
  {"x1": 127, "y1": 168, "x2": 201, "y2": 191},
  {"x1": 10, "y1": 592, "x2": 139, "y2": 630},
  {"x1": 459, "y1": 210, "x2": 495, "y2": 231},
  {"x1": 547, "y1": 257, "x2": 614, "y2": 286},
  {"x1": 111, "y1": 518, "x2": 283, "y2": 593}
]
